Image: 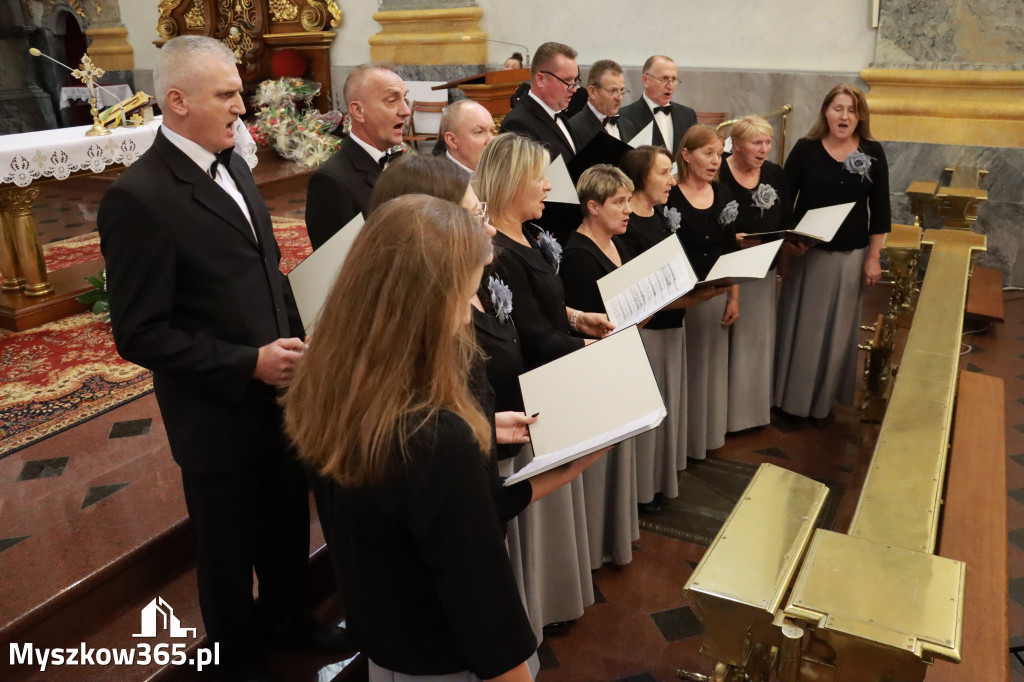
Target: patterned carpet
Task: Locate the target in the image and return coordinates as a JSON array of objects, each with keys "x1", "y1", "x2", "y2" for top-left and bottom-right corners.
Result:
[{"x1": 0, "y1": 218, "x2": 312, "y2": 458}]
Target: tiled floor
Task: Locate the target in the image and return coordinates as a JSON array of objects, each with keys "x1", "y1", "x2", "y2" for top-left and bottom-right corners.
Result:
[{"x1": 4, "y1": 168, "x2": 1021, "y2": 681}]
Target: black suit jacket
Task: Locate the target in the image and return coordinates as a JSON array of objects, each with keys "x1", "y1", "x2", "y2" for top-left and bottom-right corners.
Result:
[
  {"x1": 567, "y1": 105, "x2": 638, "y2": 151},
  {"x1": 98, "y1": 129, "x2": 302, "y2": 474},
  {"x1": 499, "y1": 94, "x2": 579, "y2": 164},
  {"x1": 618, "y1": 99, "x2": 697, "y2": 154},
  {"x1": 305, "y1": 135, "x2": 381, "y2": 250}
]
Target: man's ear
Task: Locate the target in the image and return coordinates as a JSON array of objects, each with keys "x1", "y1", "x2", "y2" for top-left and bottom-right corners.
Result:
[
  {"x1": 348, "y1": 100, "x2": 365, "y2": 124},
  {"x1": 444, "y1": 130, "x2": 458, "y2": 151},
  {"x1": 164, "y1": 88, "x2": 188, "y2": 117}
]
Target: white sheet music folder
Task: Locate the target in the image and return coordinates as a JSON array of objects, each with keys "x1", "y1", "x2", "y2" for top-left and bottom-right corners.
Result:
[
  {"x1": 287, "y1": 213, "x2": 365, "y2": 332},
  {"x1": 627, "y1": 122, "x2": 654, "y2": 148},
  {"x1": 544, "y1": 155, "x2": 580, "y2": 204},
  {"x1": 504, "y1": 326, "x2": 666, "y2": 485},
  {"x1": 702, "y1": 239, "x2": 783, "y2": 284},
  {"x1": 596, "y1": 234, "x2": 698, "y2": 330},
  {"x1": 753, "y1": 202, "x2": 855, "y2": 243}
]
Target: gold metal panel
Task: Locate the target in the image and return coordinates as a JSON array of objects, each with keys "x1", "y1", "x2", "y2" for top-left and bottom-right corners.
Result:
[
  {"x1": 883, "y1": 223, "x2": 922, "y2": 251},
  {"x1": 920, "y1": 229, "x2": 987, "y2": 250},
  {"x1": 786, "y1": 531, "x2": 964, "y2": 662}
]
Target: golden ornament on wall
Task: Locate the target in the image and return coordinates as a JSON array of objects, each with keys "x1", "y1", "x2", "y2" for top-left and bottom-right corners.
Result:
[
  {"x1": 268, "y1": 0, "x2": 298, "y2": 22},
  {"x1": 156, "y1": 0, "x2": 184, "y2": 39},
  {"x1": 184, "y1": 0, "x2": 205, "y2": 28}
]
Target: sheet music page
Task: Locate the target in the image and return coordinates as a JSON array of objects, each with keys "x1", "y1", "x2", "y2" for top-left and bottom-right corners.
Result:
[
  {"x1": 545, "y1": 155, "x2": 580, "y2": 204},
  {"x1": 597, "y1": 235, "x2": 697, "y2": 329},
  {"x1": 702, "y1": 239, "x2": 783, "y2": 283},
  {"x1": 505, "y1": 326, "x2": 667, "y2": 485},
  {"x1": 791, "y1": 202, "x2": 855, "y2": 241},
  {"x1": 627, "y1": 122, "x2": 654, "y2": 148},
  {"x1": 287, "y1": 214, "x2": 365, "y2": 332}
]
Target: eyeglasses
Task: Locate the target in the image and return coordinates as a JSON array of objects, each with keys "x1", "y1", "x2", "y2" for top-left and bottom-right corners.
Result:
[
  {"x1": 595, "y1": 84, "x2": 630, "y2": 98},
  {"x1": 643, "y1": 74, "x2": 678, "y2": 86},
  {"x1": 471, "y1": 202, "x2": 490, "y2": 226},
  {"x1": 540, "y1": 70, "x2": 582, "y2": 91}
]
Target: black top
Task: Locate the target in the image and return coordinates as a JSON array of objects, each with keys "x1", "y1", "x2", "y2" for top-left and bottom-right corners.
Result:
[
  {"x1": 784, "y1": 137, "x2": 891, "y2": 252},
  {"x1": 493, "y1": 227, "x2": 585, "y2": 370},
  {"x1": 666, "y1": 184, "x2": 739, "y2": 281},
  {"x1": 473, "y1": 273, "x2": 527, "y2": 461},
  {"x1": 718, "y1": 157, "x2": 794, "y2": 238},
  {"x1": 311, "y1": 411, "x2": 536, "y2": 678},
  {"x1": 559, "y1": 231, "x2": 632, "y2": 314},
  {"x1": 619, "y1": 209, "x2": 686, "y2": 329}
]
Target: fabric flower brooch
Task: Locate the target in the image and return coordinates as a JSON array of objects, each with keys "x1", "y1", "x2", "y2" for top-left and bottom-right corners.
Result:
[
  {"x1": 662, "y1": 206, "x2": 682, "y2": 233},
  {"x1": 718, "y1": 200, "x2": 739, "y2": 226},
  {"x1": 487, "y1": 275, "x2": 514, "y2": 323},
  {"x1": 751, "y1": 183, "x2": 778, "y2": 215},
  {"x1": 843, "y1": 149, "x2": 874, "y2": 182},
  {"x1": 536, "y1": 230, "x2": 563, "y2": 272}
]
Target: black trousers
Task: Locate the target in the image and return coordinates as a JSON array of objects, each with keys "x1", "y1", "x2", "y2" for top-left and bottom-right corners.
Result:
[{"x1": 181, "y1": 452, "x2": 310, "y2": 664}]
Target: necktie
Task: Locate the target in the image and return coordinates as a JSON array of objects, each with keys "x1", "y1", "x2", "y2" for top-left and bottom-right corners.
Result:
[
  {"x1": 379, "y1": 148, "x2": 403, "y2": 169},
  {"x1": 602, "y1": 115, "x2": 620, "y2": 126},
  {"x1": 653, "y1": 105, "x2": 672, "y2": 116},
  {"x1": 209, "y1": 148, "x2": 233, "y2": 178}
]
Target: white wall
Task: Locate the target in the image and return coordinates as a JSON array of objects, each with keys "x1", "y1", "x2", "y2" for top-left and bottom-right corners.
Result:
[{"x1": 121, "y1": 0, "x2": 877, "y2": 72}]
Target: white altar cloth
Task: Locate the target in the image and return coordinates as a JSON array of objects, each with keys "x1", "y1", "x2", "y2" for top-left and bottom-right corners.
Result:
[{"x1": 0, "y1": 117, "x2": 258, "y2": 187}]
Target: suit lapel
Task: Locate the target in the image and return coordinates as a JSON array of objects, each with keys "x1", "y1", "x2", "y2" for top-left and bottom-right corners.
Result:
[
  {"x1": 671, "y1": 105, "x2": 689, "y2": 152},
  {"x1": 526, "y1": 96, "x2": 574, "y2": 156},
  {"x1": 343, "y1": 136, "x2": 382, "y2": 196}
]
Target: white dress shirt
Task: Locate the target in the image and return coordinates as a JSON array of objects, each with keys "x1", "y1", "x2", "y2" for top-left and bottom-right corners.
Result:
[
  {"x1": 588, "y1": 101, "x2": 620, "y2": 140},
  {"x1": 643, "y1": 93, "x2": 673, "y2": 151},
  {"x1": 445, "y1": 150, "x2": 474, "y2": 174},
  {"x1": 529, "y1": 91, "x2": 576, "y2": 153}
]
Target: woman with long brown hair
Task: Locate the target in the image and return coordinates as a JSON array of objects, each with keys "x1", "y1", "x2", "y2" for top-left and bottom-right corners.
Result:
[
  {"x1": 774, "y1": 84, "x2": 890, "y2": 424},
  {"x1": 284, "y1": 195, "x2": 596, "y2": 681}
]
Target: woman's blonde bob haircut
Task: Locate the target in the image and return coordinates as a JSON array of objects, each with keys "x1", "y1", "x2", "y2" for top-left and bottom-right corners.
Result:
[
  {"x1": 729, "y1": 115, "x2": 774, "y2": 148},
  {"x1": 576, "y1": 164, "x2": 634, "y2": 216},
  {"x1": 806, "y1": 83, "x2": 874, "y2": 141},
  {"x1": 472, "y1": 133, "x2": 549, "y2": 225},
  {"x1": 675, "y1": 124, "x2": 724, "y2": 184},
  {"x1": 283, "y1": 194, "x2": 493, "y2": 486}
]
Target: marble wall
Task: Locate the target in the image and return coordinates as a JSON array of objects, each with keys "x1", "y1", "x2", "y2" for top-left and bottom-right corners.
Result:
[{"x1": 874, "y1": 0, "x2": 1024, "y2": 70}]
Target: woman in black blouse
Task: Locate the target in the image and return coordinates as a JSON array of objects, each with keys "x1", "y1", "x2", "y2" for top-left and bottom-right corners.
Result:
[
  {"x1": 559, "y1": 164, "x2": 639, "y2": 567},
  {"x1": 473, "y1": 133, "x2": 611, "y2": 638},
  {"x1": 285, "y1": 196, "x2": 600, "y2": 682},
  {"x1": 667, "y1": 125, "x2": 739, "y2": 460},
  {"x1": 774, "y1": 84, "x2": 890, "y2": 423},
  {"x1": 719, "y1": 115, "x2": 794, "y2": 433}
]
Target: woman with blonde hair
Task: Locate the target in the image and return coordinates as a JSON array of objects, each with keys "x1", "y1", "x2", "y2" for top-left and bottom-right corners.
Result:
[
  {"x1": 474, "y1": 132, "x2": 610, "y2": 638},
  {"x1": 774, "y1": 84, "x2": 890, "y2": 425},
  {"x1": 719, "y1": 115, "x2": 794, "y2": 433},
  {"x1": 666, "y1": 124, "x2": 740, "y2": 460},
  {"x1": 285, "y1": 195, "x2": 597, "y2": 681}
]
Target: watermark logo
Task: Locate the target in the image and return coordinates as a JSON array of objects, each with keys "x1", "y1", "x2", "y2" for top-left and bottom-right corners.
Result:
[{"x1": 133, "y1": 597, "x2": 196, "y2": 638}]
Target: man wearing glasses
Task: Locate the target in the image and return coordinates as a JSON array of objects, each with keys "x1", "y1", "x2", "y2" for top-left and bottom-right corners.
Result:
[
  {"x1": 620, "y1": 55, "x2": 697, "y2": 155},
  {"x1": 569, "y1": 59, "x2": 638, "y2": 148},
  {"x1": 499, "y1": 41, "x2": 582, "y2": 164}
]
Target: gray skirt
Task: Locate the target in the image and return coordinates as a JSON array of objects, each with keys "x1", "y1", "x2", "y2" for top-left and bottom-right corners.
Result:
[
  {"x1": 512, "y1": 442, "x2": 594, "y2": 641},
  {"x1": 634, "y1": 325, "x2": 687, "y2": 502},
  {"x1": 684, "y1": 294, "x2": 731, "y2": 459},
  {"x1": 581, "y1": 437, "x2": 639, "y2": 567},
  {"x1": 727, "y1": 272, "x2": 776, "y2": 432},
  {"x1": 774, "y1": 248, "x2": 865, "y2": 419}
]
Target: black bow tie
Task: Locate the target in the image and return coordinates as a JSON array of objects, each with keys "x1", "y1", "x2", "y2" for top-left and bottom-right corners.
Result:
[
  {"x1": 653, "y1": 105, "x2": 672, "y2": 116},
  {"x1": 209, "y1": 148, "x2": 233, "y2": 178},
  {"x1": 602, "y1": 115, "x2": 620, "y2": 127},
  {"x1": 379, "y1": 148, "x2": 403, "y2": 169},
  {"x1": 554, "y1": 110, "x2": 570, "y2": 123}
]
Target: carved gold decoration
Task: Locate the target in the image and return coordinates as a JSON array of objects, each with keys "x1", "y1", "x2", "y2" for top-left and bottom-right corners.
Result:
[
  {"x1": 43, "y1": 0, "x2": 87, "y2": 19},
  {"x1": 217, "y1": 0, "x2": 260, "y2": 72},
  {"x1": 185, "y1": 0, "x2": 205, "y2": 28},
  {"x1": 157, "y1": 0, "x2": 185, "y2": 39},
  {"x1": 22, "y1": 0, "x2": 34, "y2": 19},
  {"x1": 269, "y1": 0, "x2": 298, "y2": 22},
  {"x1": 325, "y1": 0, "x2": 341, "y2": 28}
]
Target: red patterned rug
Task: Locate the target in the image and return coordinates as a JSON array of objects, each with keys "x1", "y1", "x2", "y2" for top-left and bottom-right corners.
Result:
[{"x1": 2, "y1": 218, "x2": 312, "y2": 457}]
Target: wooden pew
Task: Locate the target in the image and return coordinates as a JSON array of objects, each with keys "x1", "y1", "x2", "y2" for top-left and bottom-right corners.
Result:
[
  {"x1": 966, "y1": 264, "x2": 1004, "y2": 324},
  {"x1": 929, "y1": 370, "x2": 1009, "y2": 681}
]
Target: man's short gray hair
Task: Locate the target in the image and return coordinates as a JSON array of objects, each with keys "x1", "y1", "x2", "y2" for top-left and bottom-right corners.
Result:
[{"x1": 153, "y1": 36, "x2": 237, "y2": 110}]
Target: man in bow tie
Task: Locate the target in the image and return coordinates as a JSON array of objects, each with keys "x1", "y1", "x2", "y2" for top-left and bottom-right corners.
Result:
[
  {"x1": 568, "y1": 59, "x2": 638, "y2": 149},
  {"x1": 98, "y1": 36, "x2": 349, "y2": 681},
  {"x1": 619, "y1": 55, "x2": 697, "y2": 155},
  {"x1": 305, "y1": 64, "x2": 410, "y2": 249},
  {"x1": 499, "y1": 41, "x2": 581, "y2": 164}
]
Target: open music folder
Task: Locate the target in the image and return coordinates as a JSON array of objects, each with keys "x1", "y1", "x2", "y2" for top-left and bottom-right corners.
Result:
[
  {"x1": 504, "y1": 326, "x2": 666, "y2": 485},
  {"x1": 746, "y1": 201, "x2": 855, "y2": 244},
  {"x1": 597, "y1": 234, "x2": 698, "y2": 329},
  {"x1": 287, "y1": 214, "x2": 365, "y2": 332},
  {"x1": 627, "y1": 122, "x2": 654, "y2": 148},
  {"x1": 544, "y1": 155, "x2": 580, "y2": 205},
  {"x1": 701, "y1": 239, "x2": 783, "y2": 285}
]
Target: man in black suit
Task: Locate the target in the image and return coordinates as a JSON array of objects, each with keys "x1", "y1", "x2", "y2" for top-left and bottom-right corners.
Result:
[
  {"x1": 305, "y1": 64, "x2": 410, "y2": 249},
  {"x1": 619, "y1": 55, "x2": 697, "y2": 155},
  {"x1": 568, "y1": 59, "x2": 638, "y2": 149},
  {"x1": 431, "y1": 99, "x2": 495, "y2": 172},
  {"x1": 499, "y1": 41, "x2": 581, "y2": 164},
  {"x1": 98, "y1": 36, "x2": 346, "y2": 681}
]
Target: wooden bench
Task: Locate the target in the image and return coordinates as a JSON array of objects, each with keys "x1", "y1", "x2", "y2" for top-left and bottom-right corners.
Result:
[
  {"x1": 929, "y1": 370, "x2": 1009, "y2": 681},
  {"x1": 966, "y1": 264, "x2": 1004, "y2": 323}
]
